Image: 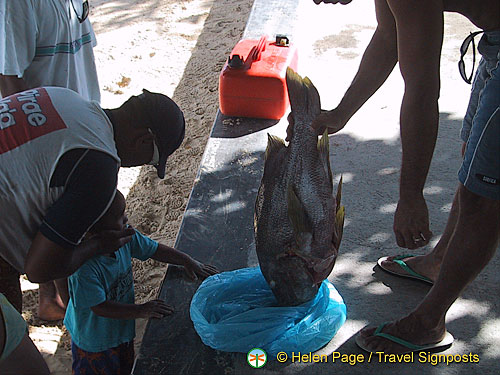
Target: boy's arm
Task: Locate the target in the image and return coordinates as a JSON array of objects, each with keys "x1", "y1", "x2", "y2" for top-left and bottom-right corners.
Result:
[
  {"x1": 151, "y1": 244, "x2": 219, "y2": 280},
  {"x1": 91, "y1": 299, "x2": 174, "y2": 320}
]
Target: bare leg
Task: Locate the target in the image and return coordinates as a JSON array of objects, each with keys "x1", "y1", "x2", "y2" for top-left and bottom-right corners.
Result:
[
  {"x1": 54, "y1": 278, "x2": 69, "y2": 307},
  {"x1": 0, "y1": 333, "x2": 50, "y2": 374},
  {"x1": 0, "y1": 257, "x2": 22, "y2": 313},
  {"x1": 358, "y1": 185, "x2": 500, "y2": 353},
  {"x1": 38, "y1": 281, "x2": 66, "y2": 321},
  {"x1": 380, "y1": 188, "x2": 460, "y2": 282}
]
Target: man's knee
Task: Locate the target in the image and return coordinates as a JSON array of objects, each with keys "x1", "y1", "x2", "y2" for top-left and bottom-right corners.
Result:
[{"x1": 458, "y1": 184, "x2": 500, "y2": 226}]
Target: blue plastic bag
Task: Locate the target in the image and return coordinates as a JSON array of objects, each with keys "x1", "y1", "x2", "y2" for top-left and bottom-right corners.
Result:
[{"x1": 190, "y1": 267, "x2": 346, "y2": 356}]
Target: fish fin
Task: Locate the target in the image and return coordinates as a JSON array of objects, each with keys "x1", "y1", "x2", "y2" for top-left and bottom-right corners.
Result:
[
  {"x1": 333, "y1": 176, "x2": 345, "y2": 249},
  {"x1": 287, "y1": 185, "x2": 313, "y2": 234},
  {"x1": 286, "y1": 67, "x2": 321, "y2": 134},
  {"x1": 317, "y1": 129, "x2": 333, "y2": 187},
  {"x1": 334, "y1": 205, "x2": 345, "y2": 249},
  {"x1": 335, "y1": 175, "x2": 343, "y2": 212},
  {"x1": 265, "y1": 133, "x2": 285, "y2": 160}
]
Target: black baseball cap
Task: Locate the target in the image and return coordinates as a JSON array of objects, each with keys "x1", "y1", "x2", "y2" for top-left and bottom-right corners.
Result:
[{"x1": 137, "y1": 89, "x2": 185, "y2": 178}]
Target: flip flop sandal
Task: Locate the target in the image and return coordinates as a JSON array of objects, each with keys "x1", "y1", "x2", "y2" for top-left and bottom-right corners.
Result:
[
  {"x1": 355, "y1": 322, "x2": 454, "y2": 354},
  {"x1": 377, "y1": 254, "x2": 433, "y2": 285}
]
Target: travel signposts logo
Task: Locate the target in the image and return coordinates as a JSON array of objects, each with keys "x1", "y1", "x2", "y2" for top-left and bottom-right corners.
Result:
[{"x1": 247, "y1": 348, "x2": 267, "y2": 368}]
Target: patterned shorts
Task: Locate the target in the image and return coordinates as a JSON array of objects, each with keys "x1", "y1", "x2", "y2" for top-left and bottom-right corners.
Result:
[{"x1": 71, "y1": 340, "x2": 134, "y2": 375}]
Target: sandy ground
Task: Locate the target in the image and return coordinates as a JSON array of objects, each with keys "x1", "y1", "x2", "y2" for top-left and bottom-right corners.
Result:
[{"x1": 21, "y1": 0, "x2": 254, "y2": 373}]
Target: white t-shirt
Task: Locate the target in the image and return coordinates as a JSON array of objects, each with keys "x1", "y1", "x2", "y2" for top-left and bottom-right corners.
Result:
[
  {"x1": 0, "y1": 87, "x2": 119, "y2": 272},
  {"x1": 0, "y1": 0, "x2": 100, "y2": 102}
]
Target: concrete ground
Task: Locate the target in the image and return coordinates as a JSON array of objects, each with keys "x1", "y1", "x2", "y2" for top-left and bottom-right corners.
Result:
[
  {"x1": 137, "y1": 1, "x2": 500, "y2": 374},
  {"x1": 281, "y1": 2, "x2": 500, "y2": 374}
]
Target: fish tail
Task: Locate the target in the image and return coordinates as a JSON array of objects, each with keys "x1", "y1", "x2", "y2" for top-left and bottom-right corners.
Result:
[{"x1": 286, "y1": 67, "x2": 321, "y2": 135}]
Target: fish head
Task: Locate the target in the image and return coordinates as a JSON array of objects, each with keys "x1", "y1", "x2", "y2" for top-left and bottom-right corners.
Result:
[
  {"x1": 269, "y1": 254, "x2": 320, "y2": 306},
  {"x1": 267, "y1": 238, "x2": 337, "y2": 305},
  {"x1": 309, "y1": 251, "x2": 337, "y2": 285},
  {"x1": 289, "y1": 235, "x2": 338, "y2": 286}
]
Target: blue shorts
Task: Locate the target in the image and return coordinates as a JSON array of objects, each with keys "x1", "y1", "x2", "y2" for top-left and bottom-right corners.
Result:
[
  {"x1": 71, "y1": 340, "x2": 134, "y2": 375},
  {"x1": 459, "y1": 30, "x2": 500, "y2": 200}
]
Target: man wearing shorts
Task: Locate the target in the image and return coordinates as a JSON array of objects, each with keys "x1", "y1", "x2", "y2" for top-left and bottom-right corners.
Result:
[{"x1": 311, "y1": 0, "x2": 499, "y2": 352}]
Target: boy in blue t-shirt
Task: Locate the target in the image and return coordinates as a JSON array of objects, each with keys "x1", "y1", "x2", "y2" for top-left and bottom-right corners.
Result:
[{"x1": 64, "y1": 190, "x2": 218, "y2": 375}]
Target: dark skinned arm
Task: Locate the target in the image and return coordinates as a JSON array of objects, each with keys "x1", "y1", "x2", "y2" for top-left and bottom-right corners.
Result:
[
  {"x1": 0, "y1": 75, "x2": 29, "y2": 97},
  {"x1": 151, "y1": 244, "x2": 219, "y2": 280},
  {"x1": 91, "y1": 299, "x2": 174, "y2": 320},
  {"x1": 387, "y1": 0, "x2": 442, "y2": 249},
  {"x1": 25, "y1": 227, "x2": 135, "y2": 283},
  {"x1": 311, "y1": 0, "x2": 398, "y2": 134}
]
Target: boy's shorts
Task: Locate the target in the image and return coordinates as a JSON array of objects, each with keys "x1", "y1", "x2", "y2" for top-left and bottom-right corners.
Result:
[
  {"x1": 459, "y1": 30, "x2": 500, "y2": 200},
  {"x1": 71, "y1": 340, "x2": 134, "y2": 375}
]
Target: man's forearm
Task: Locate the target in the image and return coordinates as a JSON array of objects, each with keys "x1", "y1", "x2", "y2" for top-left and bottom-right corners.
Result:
[
  {"x1": 0, "y1": 75, "x2": 28, "y2": 97},
  {"x1": 386, "y1": 0, "x2": 443, "y2": 202},
  {"x1": 26, "y1": 228, "x2": 135, "y2": 283},
  {"x1": 399, "y1": 95, "x2": 439, "y2": 200},
  {"x1": 25, "y1": 234, "x2": 101, "y2": 283}
]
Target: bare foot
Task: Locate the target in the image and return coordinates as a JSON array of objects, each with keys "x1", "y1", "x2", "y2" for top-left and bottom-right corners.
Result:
[
  {"x1": 37, "y1": 298, "x2": 66, "y2": 321},
  {"x1": 38, "y1": 282, "x2": 66, "y2": 321},
  {"x1": 356, "y1": 314, "x2": 447, "y2": 354},
  {"x1": 380, "y1": 254, "x2": 439, "y2": 283}
]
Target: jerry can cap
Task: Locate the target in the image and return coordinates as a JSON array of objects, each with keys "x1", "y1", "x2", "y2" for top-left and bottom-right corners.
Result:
[
  {"x1": 228, "y1": 54, "x2": 244, "y2": 68},
  {"x1": 275, "y1": 35, "x2": 289, "y2": 47}
]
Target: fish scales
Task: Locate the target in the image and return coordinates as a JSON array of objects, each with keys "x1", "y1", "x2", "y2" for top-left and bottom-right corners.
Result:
[{"x1": 254, "y1": 68, "x2": 344, "y2": 306}]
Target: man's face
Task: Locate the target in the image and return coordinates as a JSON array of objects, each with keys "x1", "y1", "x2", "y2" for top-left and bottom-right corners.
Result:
[{"x1": 117, "y1": 122, "x2": 155, "y2": 167}]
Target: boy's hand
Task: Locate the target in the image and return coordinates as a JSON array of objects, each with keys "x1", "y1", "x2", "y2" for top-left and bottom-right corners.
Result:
[
  {"x1": 183, "y1": 258, "x2": 219, "y2": 281},
  {"x1": 138, "y1": 299, "x2": 174, "y2": 319}
]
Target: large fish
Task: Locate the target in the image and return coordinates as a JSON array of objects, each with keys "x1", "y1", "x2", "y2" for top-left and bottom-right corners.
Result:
[{"x1": 254, "y1": 68, "x2": 345, "y2": 306}]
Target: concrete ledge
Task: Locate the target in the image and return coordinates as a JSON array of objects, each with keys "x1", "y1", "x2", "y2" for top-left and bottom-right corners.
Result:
[{"x1": 133, "y1": 1, "x2": 300, "y2": 373}]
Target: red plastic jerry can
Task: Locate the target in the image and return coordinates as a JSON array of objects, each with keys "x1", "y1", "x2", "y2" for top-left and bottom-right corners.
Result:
[{"x1": 219, "y1": 35, "x2": 299, "y2": 120}]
